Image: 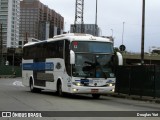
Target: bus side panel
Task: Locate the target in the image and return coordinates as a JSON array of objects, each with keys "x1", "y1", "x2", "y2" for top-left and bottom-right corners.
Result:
[
  {"x1": 22, "y1": 59, "x2": 34, "y2": 87},
  {"x1": 43, "y1": 58, "x2": 57, "y2": 90},
  {"x1": 47, "y1": 58, "x2": 70, "y2": 92}
]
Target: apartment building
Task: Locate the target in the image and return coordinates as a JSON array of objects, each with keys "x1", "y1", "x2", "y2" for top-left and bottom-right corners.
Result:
[
  {"x1": 70, "y1": 24, "x2": 100, "y2": 36},
  {"x1": 19, "y1": 0, "x2": 64, "y2": 47},
  {"x1": 0, "y1": 0, "x2": 20, "y2": 48}
]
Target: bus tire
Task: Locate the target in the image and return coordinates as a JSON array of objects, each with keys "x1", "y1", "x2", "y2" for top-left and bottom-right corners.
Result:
[
  {"x1": 92, "y1": 94, "x2": 101, "y2": 99},
  {"x1": 30, "y1": 79, "x2": 41, "y2": 93},
  {"x1": 57, "y1": 81, "x2": 63, "y2": 97}
]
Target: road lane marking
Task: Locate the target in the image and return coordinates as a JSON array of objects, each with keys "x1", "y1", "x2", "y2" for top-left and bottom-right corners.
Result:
[{"x1": 13, "y1": 81, "x2": 24, "y2": 87}]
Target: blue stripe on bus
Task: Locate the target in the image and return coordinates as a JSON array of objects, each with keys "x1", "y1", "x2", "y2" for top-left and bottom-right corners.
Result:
[
  {"x1": 75, "y1": 80, "x2": 81, "y2": 82},
  {"x1": 23, "y1": 62, "x2": 54, "y2": 71},
  {"x1": 75, "y1": 79, "x2": 89, "y2": 83}
]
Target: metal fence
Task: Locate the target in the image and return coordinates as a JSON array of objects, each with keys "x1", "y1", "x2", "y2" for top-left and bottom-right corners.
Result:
[{"x1": 115, "y1": 65, "x2": 160, "y2": 98}]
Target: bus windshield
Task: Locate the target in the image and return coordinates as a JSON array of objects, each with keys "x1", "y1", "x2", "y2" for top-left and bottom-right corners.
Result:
[
  {"x1": 71, "y1": 41, "x2": 114, "y2": 78},
  {"x1": 71, "y1": 41, "x2": 113, "y2": 53}
]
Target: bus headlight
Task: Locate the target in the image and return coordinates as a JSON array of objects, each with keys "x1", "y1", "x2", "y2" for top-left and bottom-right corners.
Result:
[
  {"x1": 73, "y1": 88, "x2": 79, "y2": 92},
  {"x1": 112, "y1": 89, "x2": 115, "y2": 92},
  {"x1": 72, "y1": 82, "x2": 81, "y2": 86},
  {"x1": 105, "y1": 83, "x2": 115, "y2": 87}
]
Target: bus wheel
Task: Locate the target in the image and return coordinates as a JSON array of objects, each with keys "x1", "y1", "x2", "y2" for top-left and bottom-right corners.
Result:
[
  {"x1": 30, "y1": 79, "x2": 41, "y2": 93},
  {"x1": 92, "y1": 94, "x2": 101, "y2": 99},
  {"x1": 57, "y1": 82, "x2": 63, "y2": 97}
]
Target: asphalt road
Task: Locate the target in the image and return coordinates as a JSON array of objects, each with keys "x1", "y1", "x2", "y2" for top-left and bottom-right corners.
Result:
[{"x1": 0, "y1": 78, "x2": 160, "y2": 120}]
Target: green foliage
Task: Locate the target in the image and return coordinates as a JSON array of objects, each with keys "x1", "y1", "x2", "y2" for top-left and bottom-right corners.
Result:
[{"x1": 0, "y1": 65, "x2": 22, "y2": 77}]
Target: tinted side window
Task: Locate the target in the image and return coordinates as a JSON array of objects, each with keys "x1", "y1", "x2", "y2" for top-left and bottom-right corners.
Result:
[
  {"x1": 23, "y1": 40, "x2": 64, "y2": 59},
  {"x1": 45, "y1": 40, "x2": 64, "y2": 58},
  {"x1": 65, "y1": 40, "x2": 71, "y2": 76}
]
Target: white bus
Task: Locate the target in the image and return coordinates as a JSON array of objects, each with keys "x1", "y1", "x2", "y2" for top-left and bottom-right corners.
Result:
[{"x1": 22, "y1": 33, "x2": 123, "y2": 98}]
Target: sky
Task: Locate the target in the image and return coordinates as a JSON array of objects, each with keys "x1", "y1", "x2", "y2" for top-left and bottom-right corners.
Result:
[{"x1": 40, "y1": 0, "x2": 160, "y2": 52}]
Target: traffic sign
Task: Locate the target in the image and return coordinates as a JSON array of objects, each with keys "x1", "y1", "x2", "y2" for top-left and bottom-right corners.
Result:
[{"x1": 119, "y1": 45, "x2": 126, "y2": 51}]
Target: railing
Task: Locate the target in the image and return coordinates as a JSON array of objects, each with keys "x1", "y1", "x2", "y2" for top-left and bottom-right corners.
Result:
[
  {"x1": 115, "y1": 65, "x2": 160, "y2": 98},
  {"x1": 0, "y1": 65, "x2": 22, "y2": 78}
]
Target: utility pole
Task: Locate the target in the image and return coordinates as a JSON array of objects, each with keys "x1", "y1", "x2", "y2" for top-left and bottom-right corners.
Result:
[
  {"x1": 95, "y1": 0, "x2": 98, "y2": 36},
  {"x1": 0, "y1": 23, "x2": 3, "y2": 65},
  {"x1": 141, "y1": 0, "x2": 145, "y2": 65},
  {"x1": 74, "y1": 0, "x2": 84, "y2": 33},
  {"x1": 119, "y1": 22, "x2": 126, "y2": 52},
  {"x1": 25, "y1": 32, "x2": 28, "y2": 43}
]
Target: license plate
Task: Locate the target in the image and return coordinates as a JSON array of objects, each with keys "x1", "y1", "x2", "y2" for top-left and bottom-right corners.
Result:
[
  {"x1": 89, "y1": 80, "x2": 93, "y2": 84},
  {"x1": 91, "y1": 89, "x2": 99, "y2": 93}
]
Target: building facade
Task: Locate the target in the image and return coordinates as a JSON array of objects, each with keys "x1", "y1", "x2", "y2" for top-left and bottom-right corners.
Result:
[
  {"x1": 70, "y1": 24, "x2": 100, "y2": 36},
  {"x1": 0, "y1": 0, "x2": 20, "y2": 48},
  {"x1": 19, "y1": 0, "x2": 64, "y2": 47}
]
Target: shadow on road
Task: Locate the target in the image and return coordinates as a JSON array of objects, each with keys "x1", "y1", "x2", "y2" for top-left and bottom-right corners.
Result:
[{"x1": 25, "y1": 90, "x2": 109, "y2": 100}]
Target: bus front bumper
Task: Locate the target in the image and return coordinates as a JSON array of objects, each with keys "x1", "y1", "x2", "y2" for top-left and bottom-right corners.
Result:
[{"x1": 71, "y1": 86, "x2": 115, "y2": 94}]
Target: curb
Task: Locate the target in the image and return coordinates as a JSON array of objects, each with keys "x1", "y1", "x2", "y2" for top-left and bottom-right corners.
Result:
[
  {"x1": 106, "y1": 93, "x2": 160, "y2": 104},
  {"x1": 0, "y1": 75, "x2": 16, "y2": 78}
]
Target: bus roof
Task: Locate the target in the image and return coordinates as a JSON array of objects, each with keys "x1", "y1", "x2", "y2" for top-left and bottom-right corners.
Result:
[{"x1": 24, "y1": 33, "x2": 113, "y2": 47}]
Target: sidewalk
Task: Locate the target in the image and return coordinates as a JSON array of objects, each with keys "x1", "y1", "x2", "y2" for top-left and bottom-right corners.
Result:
[{"x1": 106, "y1": 92, "x2": 160, "y2": 104}]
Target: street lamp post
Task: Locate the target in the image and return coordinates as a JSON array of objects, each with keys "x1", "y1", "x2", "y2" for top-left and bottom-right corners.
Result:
[
  {"x1": 110, "y1": 29, "x2": 114, "y2": 44},
  {"x1": 99, "y1": 28, "x2": 102, "y2": 36},
  {"x1": 111, "y1": 29, "x2": 113, "y2": 37},
  {"x1": 122, "y1": 22, "x2": 125, "y2": 45}
]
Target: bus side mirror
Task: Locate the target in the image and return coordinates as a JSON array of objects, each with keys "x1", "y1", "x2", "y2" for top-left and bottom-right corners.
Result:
[
  {"x1": 70, "y1": 50, "x2": 75, "y2": 64},
  {"x1": 116, "y1": 52, "x2": 123, "y2": 65}
]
